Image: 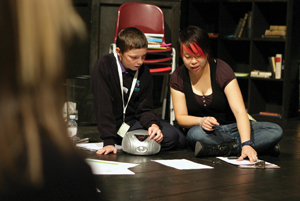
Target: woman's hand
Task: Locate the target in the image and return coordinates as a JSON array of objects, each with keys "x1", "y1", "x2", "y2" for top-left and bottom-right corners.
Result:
[
  {"x1": 237, "y1": 145, "x2": 258, "y2": 163},
  {"x1": 148, "y1": 124, "x2": 163, "y2": 143},
  {"x1": 96, "y1": 145, "x2": 117, "y2": 155},
  {"x1": 200, "y1": 116, "x2": 219, "y2": 131}
]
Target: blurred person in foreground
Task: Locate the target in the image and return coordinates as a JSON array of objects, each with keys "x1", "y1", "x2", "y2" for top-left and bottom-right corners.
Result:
[{"x1": 0, "y1": 0, "x2": 98, "y2": 200}]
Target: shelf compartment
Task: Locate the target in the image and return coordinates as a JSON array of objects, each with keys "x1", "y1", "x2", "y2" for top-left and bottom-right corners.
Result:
[
  {"x1": 249, "y1": 79, "x2": 283, "y2": 115},
  {"x1": 210, "y1": 38, "x2": 218, "y2": 59},
  {"x1": 251, "y1": 40, "x2": 285, "y2": 75},
  {"x1": 252, "y1": 1, "x2": 287, "y2": 39},
  {"x1": 188, "y1": 1, "x2": 219, "y2": 34},
  {"x1": 183, "y1": 0, "x2": 299, "y2": 120},
  {"x1": 218, "y1": 40, "x2": 250, "y2": 73},
  {"x1": 219, "y1": 2, "x2": 252, "y2": 37}
]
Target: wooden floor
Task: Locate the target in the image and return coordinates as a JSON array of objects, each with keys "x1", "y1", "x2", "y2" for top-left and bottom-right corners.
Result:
[{"x1": 78, "y1": 119, "x2": 300, "y2": 201}]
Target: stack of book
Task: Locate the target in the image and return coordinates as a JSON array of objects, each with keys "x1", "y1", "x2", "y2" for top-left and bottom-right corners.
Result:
[
  {"x1": 234, "y1": 72, "x2": 249, "y2": 77},
  {"x1": 145, "y1": 33, "x2": 166, "y2": 49},
  {"x1": 250, "y1": 70, "x2": 272, "y2": 78},
  {"x1": 255, "y1": 112, "x2": 281, "y2": 118},
  {"x1": 208, "y1": 33, "x2": 218, "y2": 38},
  {"x1": 262, "y1": 25, "x2": 286, "y2": 39},
  {"x1": 268, "y1": 53, "x2": 283, "y2": 79},
  {"x1": 233, "y1": 11, "x2": 252, "y2": 38}
]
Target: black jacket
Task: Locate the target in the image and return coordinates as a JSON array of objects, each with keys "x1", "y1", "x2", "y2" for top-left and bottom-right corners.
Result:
[{"x1": 91, "y1": 53, "x2": 160, "y2": 146}]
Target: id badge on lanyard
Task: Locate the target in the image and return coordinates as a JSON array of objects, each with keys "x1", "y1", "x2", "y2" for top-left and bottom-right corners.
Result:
[
  {"x1": 114, "y1": 53, "x2": 138, "y2": 137},
  {"x1": 117, "y1": 122, "x2": 130, "y2": 137}
]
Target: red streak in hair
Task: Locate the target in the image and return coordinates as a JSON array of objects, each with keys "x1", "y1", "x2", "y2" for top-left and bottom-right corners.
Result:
[{"x1": 181, "y1": 43, "x2": 205, "y2": 57}]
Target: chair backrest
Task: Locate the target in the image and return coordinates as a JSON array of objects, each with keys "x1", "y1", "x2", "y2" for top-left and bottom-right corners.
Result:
[{"x1": 113, "y1": 3, "x2": 165, "y2": 43}]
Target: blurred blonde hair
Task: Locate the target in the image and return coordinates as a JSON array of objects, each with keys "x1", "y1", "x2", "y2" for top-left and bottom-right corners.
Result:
[{"x1": 0, "y1": 0, "x2": 86, "y2": 189}]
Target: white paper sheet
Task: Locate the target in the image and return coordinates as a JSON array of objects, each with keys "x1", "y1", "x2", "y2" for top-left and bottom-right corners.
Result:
[
  {"x1": 86, "y1": 158, "x2": 139, "y2": 175},
  {"x1": 217, "y1": 157, "x2": 279, "y2": 168},
  {"x1": 76, "y1": 142, "x2": 122, "y2": 151},
  {"x1": 152, "y1": 159, "x2": 213, "y2": 170}
]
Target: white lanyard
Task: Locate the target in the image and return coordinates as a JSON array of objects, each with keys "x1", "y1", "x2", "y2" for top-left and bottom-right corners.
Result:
[{"x1": 114, "y1": 53, "x2": 139, "y2": 122}]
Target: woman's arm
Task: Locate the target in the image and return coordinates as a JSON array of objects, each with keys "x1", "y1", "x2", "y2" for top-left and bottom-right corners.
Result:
[
  {"x1": 224, "y1": 78, "x2": 257, "y2": 163},
  {"x1": 171, "y1": 87, "x2": 219, "y2": 130},
  {"x1": 171, "y1": 87, "x2": 203, "y2": 128}
]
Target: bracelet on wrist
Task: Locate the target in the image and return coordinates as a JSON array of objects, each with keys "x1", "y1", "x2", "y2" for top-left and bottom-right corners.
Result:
[
  {"x1": 241, "y1": 140, "x2": 254, "y2": 147},
  {"x1": 200, "y1": 116, "x2": 206, "y2": 126}
]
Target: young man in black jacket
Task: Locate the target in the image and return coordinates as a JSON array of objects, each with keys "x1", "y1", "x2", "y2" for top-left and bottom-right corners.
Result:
[{"x1": 91, "y1": 27, "x2": 185, "y2": 155}]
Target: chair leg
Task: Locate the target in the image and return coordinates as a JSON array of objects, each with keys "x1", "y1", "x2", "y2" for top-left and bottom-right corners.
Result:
[
  {"x1": 169, "y1": 93, "x2": 175, "y2": 125},
  {"x1": 169, "y1": 48, "x2": 176, "y2": 125},
  {"x1": 160, "y1": 75, "x2": 169, "y2": 119}
]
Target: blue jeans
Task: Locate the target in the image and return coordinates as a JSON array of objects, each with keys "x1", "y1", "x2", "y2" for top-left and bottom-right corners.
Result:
[{"x1": 186, "y1": 121, "x2": 283, "y2": 153}]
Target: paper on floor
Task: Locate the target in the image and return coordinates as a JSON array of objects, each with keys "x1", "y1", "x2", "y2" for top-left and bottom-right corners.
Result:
[
  {"x1": 86, "y1": 158, "x2": 139, "y2": 175},
  {"x1": 152, "y1": 159, "x2": 213, "y2": 170},
  {"x1": 217, "y1": 157, "x2": 279, "y2": 168},
  {"x1": 76, "y1": 142, "x2": 122, "y2": 151}
]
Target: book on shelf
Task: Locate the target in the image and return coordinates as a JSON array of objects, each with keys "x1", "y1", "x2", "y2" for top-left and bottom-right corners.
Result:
[
  {"x1": 259, "y1": 112, "x2": 281, "y2": 116},
  {"x1": 145, "y1": 33, "x2": 165, "y2": 49},
  {"x1": 268, "y1": 56, "x2": 276, "y2": 75},
  {"x1": 147, "y1": 38, "x2": 163, "y2": 43},
  {"x1": 237, "y1": 12, "x2": 248, "y2": 38},
  {"x1": 269, "y1": 25, "x2": 286, "y2": 31},
  {"x1": 275, "y1": 54, "x2": 282, "y2": 79},
  {"x1": 147, "y1": 46, "x2": 167, "y2": 49},
  {"x1": 262, "y1": 35, "x2": 286, "y2": 39},
  {"x1": 233, "y1": 12, "x2": 250, "y2": 38},
  {"x1": 250, "y1": 70, "x2": 272, "y2": 78},
  {"x1": 144, "y1": 33, "x2": 164, "y2": 38},
  {"x1": 262, "y1": 25, "x2": 286, "y2": 39},
  {"x1": 247, "y1": 11, "x2": 252, "y2": 38},
  {"x1": 147, "y1": 41, "x2": 161, "y2": 45},
  {"x1": 264, "y1": 30, "x2": 286, "y2": 36},
  {"x1": 233, "y1": 18, "x2": 244, "y2": 38},
  {"x1": 208, "y1": 33, "x2": 218, "y2": 38},
  {"x1": 147, "y1": 43, "x2": 162, "y2": 48},
  {"x1": 255, "y1": 112, "x2": 282, "y2": 118},
  {"x1": 234, "y1": 72, "x2": 249, "y2": 77}
]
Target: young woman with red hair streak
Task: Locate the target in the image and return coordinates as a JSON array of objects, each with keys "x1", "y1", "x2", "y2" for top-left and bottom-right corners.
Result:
[{"x1": 170, "y1": 26, "x2": 283, "y2": 163}]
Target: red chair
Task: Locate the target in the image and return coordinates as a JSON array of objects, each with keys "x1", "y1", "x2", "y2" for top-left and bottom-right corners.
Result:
[{"x1": 109, "y1": 2, "x2": 176, "y2": 123}]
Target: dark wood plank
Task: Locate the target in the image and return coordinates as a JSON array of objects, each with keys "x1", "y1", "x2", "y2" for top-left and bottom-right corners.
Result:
[{"x1": 78, "y1": 120, "x2": 300, "y2": 200}]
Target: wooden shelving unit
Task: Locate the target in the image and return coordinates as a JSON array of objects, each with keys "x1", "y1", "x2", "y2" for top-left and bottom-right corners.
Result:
[{"x1": 182, "y1": 0, "x2": 300, "y2": 121}]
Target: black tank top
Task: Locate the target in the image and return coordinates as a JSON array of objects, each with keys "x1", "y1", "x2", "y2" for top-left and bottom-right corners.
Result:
[{"x1": 182, "y1": 60, "x2": 236, "y2": 125}]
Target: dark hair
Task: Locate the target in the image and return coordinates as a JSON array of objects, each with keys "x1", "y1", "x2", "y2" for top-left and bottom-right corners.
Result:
[
  {"x1": 116, "y1": 27, "x2": 148, "y2": 53},
  {"x1": 178, "y1": 26, "x2": 211, "y2": 59}
]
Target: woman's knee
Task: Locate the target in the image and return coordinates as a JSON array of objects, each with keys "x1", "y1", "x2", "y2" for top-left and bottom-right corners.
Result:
[
  {"x1": 270, "y1": 123, "x2": 283, "y2": 142},
  {"x1": 253, "y1": 122, "x2": 283, "y2": 144},
  {"x1": 186, "y1": 126, "x2": 206, "y2": 141},
  {"x1": 186, "y1": 126, "x2": 207, "y2": 150}
]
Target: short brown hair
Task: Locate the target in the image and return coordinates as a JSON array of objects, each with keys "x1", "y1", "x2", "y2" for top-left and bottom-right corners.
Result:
[{"x1": 116, "y1": 27, "x2": 148, "y2": 53}]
